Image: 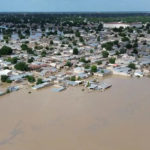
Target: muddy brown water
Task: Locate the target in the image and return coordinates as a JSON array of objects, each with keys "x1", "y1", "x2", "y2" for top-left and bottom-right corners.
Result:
[{"x1": 0, "y1": 77, "x2": 150, "y2": 150}]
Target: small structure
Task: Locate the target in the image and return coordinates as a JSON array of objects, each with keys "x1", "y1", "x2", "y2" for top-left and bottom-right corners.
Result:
[
  {"x1": 94, "y1": 69, "x2": 111, "y2": 77},
  {"x1": 97, "y1": 83, "x2": 112, "y2": 91},
  {"x1": 0, "y1": 69, "x2": 12, "y2": 76},
  {"x1": 103, "y1": 22, "x2": 130, "y2": 28},
  {"x1": 8, "y1": 86, "x2": 20, "y2": 92},
  {"x1": 65, "y1": 80, "x2": 79, "y2": 86},
  {"x1": 0, "y1": 91, "x2": 5, "y2": 96},
  {"x1": 51, "y1": 85, "x2": 66, "y2": 92},
  {"x1": 32, "y1": 82, "x2": 51, "y2": 90},
  {"x1": 134, "y1": 70, "x2": 143, "y2": 77}
]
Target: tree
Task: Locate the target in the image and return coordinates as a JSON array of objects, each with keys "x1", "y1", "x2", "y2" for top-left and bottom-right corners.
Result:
[
  {"x1": 132, "y1": 49, "x2": 138, "y2": 54},
  {"x1": 91, "y1": 65, "x2": 97, "y2": 73},
  {"x1": 65, "y1": 61, "x2": 73, "y2": 67},
  {"x1": 21, "y1": 44, "x2": 28, "y2": 50},
  {"x1": 102, "y1": 51, "x2": 109, "y2": 58},
  {"x1": 0, "y1": 46, "x2": 12, "y2": 56},
  {"x1": 102, "y1": 42, "x2": 113, "y2": 51},
  {"x1": 128, "y1": 63, "x2": 136, "y2": 70},
  {"x1": 97, "y1": 60, "x2": 102, "y2": 65},
  {"x1": 70, "y1": 76, "x2": 76, "y2": 81},
  {"x1": 26, "y1": 76, "x2": 35, "y2": 83},
  {"x1": 75, "y1": 30, "x2": 80, "y2": 37},
  {"x1": 122, "y1": 37, "x2": 129, "y2": 42},
  {"x1": 11, "y1": 57, "x2": 18, "y2": 64},
  {"x1": 84, "y1": 64, "x2": 90, "y2": 69},
  {"x1": 1, "y1": 75, "x2": 9, "y2": 82},
  {"x1": 90, "y1": 49, "x2": 93, "y2": 53},
  {"x1": 73, "y1": 48, "x2": 79, "y2": 55},
  {"x1": 36, "y1": 78, "x2": 43, "y2": 85},
  {"x1": 41, "y1": 51, "x2": 46, "y2": 57},
  {"x1": 109, "y1": 57, "x2": 116, "y2": 64},
  {"x1": 28, "y1": 57, "x2": 34, "y2": 63},
  {"x1": 97, "y1": 36, "x2": 100, "y2": 42},
  {"x1": 79, "y1": 36, "x2": 84, "y2": 43},
  {"x1": 126, "y1": 43, "x2": 132, "y2": 49},
  {"x1": 15, "y1": 62, "x2": 29, "y2": 71},
  {"x1": 50, "y1": 40, "x2": 53, "y2": 45}
]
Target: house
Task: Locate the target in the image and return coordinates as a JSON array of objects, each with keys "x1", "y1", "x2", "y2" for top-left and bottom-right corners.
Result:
[
  {"x1": 94, "y1": 69, "x2": 111, "y2": 77},
  {"x1": 0, "y1": 69, "x2": 12, "y2": 76},
  {"x1": 97, "y1": 83, "x2": 112, "y2": 91},
  {"x1": 8, "y1": 86, "x2": 20, "y2": 92},
  {"x1": 51, "y1": 85, "x2": 66, "y2": 92},
  {"x1": 76, "y1": 73, "x2": 89, "y2": 79},
  {"x1": 32, "y1": 82, "x2": 51, "y2": 90},
  {"x1": 112, "y1": 66, "x2": 131, "y2": 76},
  {"x1": 74, "y1": 67, "x2": 85, "y2": 74},
  {"x1": 103, "y1": 22, "x2": 130, "y2": 28},
  {"x1": 65, "y1": 80, "x2": 79, "y2": 86},
  {"x1": 134, "y1": 70, "x2": 143, "y2": 77}
]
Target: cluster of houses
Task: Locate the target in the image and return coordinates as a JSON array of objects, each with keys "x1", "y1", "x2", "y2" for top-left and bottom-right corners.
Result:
[{"x1": 1, "y1": 20, "x2": 150, "y2": 96}]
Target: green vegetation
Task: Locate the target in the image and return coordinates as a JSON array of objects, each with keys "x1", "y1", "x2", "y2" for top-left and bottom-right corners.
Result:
[
  {"x1": 91, "y1": 65, "x2": 97, "y2": 73},
  {"x1": 97, "y1": 60, "x2": 102, "y2": 65},
  {"x1": 109, "y1": 57, "x2": 116, "y2": 64},
  {"x1": 36, "y1": 78, "x2": 43, "y2": 85},
  {"x1": 0, "y1": 46, "x2": 12, "y2": 56},
  {"x1": 41, "y1": 51, "x2": 46, "y2": 57},
  {"x1": 28, "y1": 57, "x2": 34, "y2": 63},
  {"x1": 128, "y1": 63, "x2": 136, "y2": 70},
  {"x1": 21, "y1": 44, "x2": 34, "y2": 54},
  {"x1": 15, "y1": 62, "x2": 29, "y2": 71},
  {"x1": 84, "y1": 64, "x2": 90, "y2": 69},
  {"x1": 102, "y1": 42, "x2": 114, "y2": 51},
  {"x1": 26, "y1": 76, "x2": 35, "y2": 83},
  {"x1": 102, "y1": 51, "x2": 109, "y2": 58},
  {"x1": 70, "y1": 76, "x2": 76, "y2": 81},
  {"x1": 73, "y1": 48, "x2": 79, "y2": 55},
  {"x1": 6, "y1": 57, "x2": 18, "y2": 64},
  {"x1": 65, "y1": 61, "x2": 73, "y2": 67},
  {"x1": 1, "y1": 75, "x2": 9, "y2": 82}
]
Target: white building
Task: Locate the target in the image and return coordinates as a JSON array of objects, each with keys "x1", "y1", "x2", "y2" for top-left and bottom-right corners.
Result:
[
  {"x1": 73, "y1": 67, "x2": 85, "y2": 74},
  {"x1": 0, "y1": 69, "x2": 12, "y2": 76},
  {"x1": 103, "y1": 22, "x2": 130, "y2": 28}
]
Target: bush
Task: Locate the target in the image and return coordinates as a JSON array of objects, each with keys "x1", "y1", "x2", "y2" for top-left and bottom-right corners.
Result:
[
  {"x1": 6, "y1": 57, "x2": 18, "y2": 64},
  {"x1": 73, "y1": 48, "x2": 79, "y2": 55},
  {"x1": 26, "y1": 76, "x2": 35, "y2": 83},
  {"x1": 109, "y1": 57, "x2": 116, "y2": 64},
  {"x1": 84, "y1": 64, "x2": 90, "y2": 69},
  {"x1": 15, "y1": 62, "x2": 29, "y2": 71},
  {"x1": 36, "y1": 78, "x2": 43, "y2": 85},
  {"x1": 97, "y1": 60, "x2": 102, "y2": 65},
  {"x1": 102, "y1": 42, "x2": 113, "y2": 51},
  {"x1": 28, "y1": 57, "x2": 34, "y2": 63},
  {"x1": 1, "y1": 75, "x2": 9, "y2": 82},
  {"x1": 0, "y1": 46, "x2": 12, "y2": 56},
  {"x1": 41, "y1": 51, "x2": 46, "y2": 57},
  {"x1": 6, "y1": 79, "x2": 12, "y2": 83},
  {"x1": 128, "y1": 63, "x2": 136, "y2": 70},
  {"x1": 65, "y1": 61, "x2": 73, "y2": 67},
  {"x1": 70, "y1": 76, "x2": 76, "y2": 81},
  {"x1": 21, "y1": 44, "x2": 28, "y2": 50},
  {"x1": 91, "y1": 65, "x2": 97, "y2": 73},
  {"x1": 102, "y1": 51, "x2": 109, "y2": 58}
]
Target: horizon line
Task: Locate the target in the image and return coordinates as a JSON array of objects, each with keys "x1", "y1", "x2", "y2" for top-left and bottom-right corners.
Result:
[{"x1": 0, "y1": 11, "x2": 150, "y2": 13}]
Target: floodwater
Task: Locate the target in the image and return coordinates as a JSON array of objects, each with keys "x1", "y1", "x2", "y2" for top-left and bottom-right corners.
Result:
[{"x1": 0, "y1": 77, "x2": 150, "y2": 150}]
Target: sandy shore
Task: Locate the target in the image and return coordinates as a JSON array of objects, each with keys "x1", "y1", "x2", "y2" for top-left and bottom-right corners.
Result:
[{"x1": 0, "y1": 76, "x2": 150, "y2": 150}]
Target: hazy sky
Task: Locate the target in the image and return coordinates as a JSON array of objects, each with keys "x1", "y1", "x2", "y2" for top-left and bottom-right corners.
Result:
[{"x1": 0, "y1": 0, "x2": 149, "y2": 12}]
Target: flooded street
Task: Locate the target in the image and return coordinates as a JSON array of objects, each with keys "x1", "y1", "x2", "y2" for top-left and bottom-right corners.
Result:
[{"x1": 0, "y1": 77, "x2": 150, "y2": 150}]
